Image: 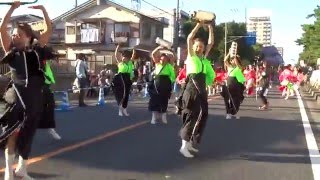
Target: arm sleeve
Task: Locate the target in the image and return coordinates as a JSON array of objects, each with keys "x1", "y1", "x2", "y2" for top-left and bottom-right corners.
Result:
[
  {"x1": 170, "y1": 65, "x2": 176, "y2": 84},
  {"x1": 205, "y1": 61, "x2": 215, "y2": 86},
  {"x1": 44, "y1": 63, "x2": 55, "y2": 84}
]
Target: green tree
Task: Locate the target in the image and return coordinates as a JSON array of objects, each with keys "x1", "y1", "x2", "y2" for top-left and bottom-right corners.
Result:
[
  {"x1": 182, "y1": 20, "x2": 261, "y2": 65},
  {"x1": 296, "y1": 5, "x2": 320, "y2": 65}
]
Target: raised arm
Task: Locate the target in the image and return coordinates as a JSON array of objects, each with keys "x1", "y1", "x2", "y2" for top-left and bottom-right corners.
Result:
[
  {"x1": 131, "y1": 48, "x2": 136, "y2": 60},
  {"x1": 187, "y1": 22, "x2": 202, "y2": 57},
  {"x1": 168, "y1": 49, "x2": 177, "y2": 64},
  {"x1": 223, "y1": 52, "x2": 231, "y2": 67},
  {"x1": 29, "y1": 5, "x2": 52, "y2": 47},
  {"x1": 114, "y1": 44, "x2": 121, "y2": 63},
  {"x1": 235, "y1": 55, "x2": 242, "y2": 68},
  {"x1": 0, "y1": 2, "x2": 20, "y2": 53},
  {"x1": 151, "y1": 46, "x2": 163, "y2": 63},
  {"x1": 204, "y1": 24, "x2": 214, "y2": 58}
]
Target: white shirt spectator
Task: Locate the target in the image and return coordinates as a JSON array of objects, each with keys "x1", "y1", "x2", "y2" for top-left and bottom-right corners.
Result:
[{"x1": 75, "y1": 59, "x2": 88, "y2": 78}]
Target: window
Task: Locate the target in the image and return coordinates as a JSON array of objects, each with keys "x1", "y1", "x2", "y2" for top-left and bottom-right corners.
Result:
[
  {"x1": 66, "y1": 26, "x2": 75, "y2": 35},
  {"x1": 130, "y1": 23, "x2": 140, "y2": 38},
  {"x1": 114, "y1": 23, "x2": 130, "y2": 37},
  {"x1": 156, "y1": 25, "x2": 163, "y2": 38},
  {"x1": 141, "y1": 22, "x2": 151, "y2": 40},
  {"x1": 105, "y1": 55, "x2": 113, "y2": 65}
]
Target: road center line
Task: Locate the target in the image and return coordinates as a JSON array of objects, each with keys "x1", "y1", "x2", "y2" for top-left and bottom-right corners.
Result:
[
  {"x1": 297, "y1": 92, "x2": 320, "y2": 180},
  {"x1": 0, "y1": 120, "x2": 149, "y2": 172}
]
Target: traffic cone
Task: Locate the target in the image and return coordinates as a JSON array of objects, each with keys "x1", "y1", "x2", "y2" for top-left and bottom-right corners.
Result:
[
  {"x1": 97, "y1": 87, "x2": 105, "y2": 106},
  {"x1": 55, "y1": 91, "x2": 70, "y2": 112},
  {"x1": 173, "y1": 82, "x2": 177, "y2": 93},
  {"x1": 143, "y1": 83, "x2": 149, "y2": 98}
]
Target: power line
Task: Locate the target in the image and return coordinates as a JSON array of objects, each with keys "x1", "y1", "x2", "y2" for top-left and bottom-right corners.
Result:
[{"x1": 140, "y1": 0, "x2": 174, "y2": 16}]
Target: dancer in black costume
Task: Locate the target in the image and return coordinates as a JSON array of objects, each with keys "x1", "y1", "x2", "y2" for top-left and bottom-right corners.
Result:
[{"x1": 0, "y1": 2, "x2": 52, "y2": 179}]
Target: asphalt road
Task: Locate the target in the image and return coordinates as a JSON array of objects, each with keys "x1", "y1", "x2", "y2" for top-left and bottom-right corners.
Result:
[{"x1": 0, "y1": 88, "x2": 319, "y2": 180}]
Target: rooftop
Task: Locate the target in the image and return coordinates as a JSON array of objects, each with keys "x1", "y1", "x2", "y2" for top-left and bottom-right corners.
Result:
[
  {"x1": 52, "y1": 0, "x2": 167, "y2": 25},
  {"x1": 0, "y1": 14, "x2": 43, "y2": 23}
]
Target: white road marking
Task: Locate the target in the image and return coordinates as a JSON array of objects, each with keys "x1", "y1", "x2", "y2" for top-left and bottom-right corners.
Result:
[{"x1": 297, "y1": 92, "x2": 320, "y2": 180}]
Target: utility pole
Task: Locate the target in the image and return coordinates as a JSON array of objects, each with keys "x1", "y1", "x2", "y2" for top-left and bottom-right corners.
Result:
[
  {"x1": 224, "y1": 22, "x2": 227, "y2": 58},
  {"x1": 75, "y1": 0, "x2": 78, "y2": 7},
  {"x1": 175, "y1": 0, "x2": 180, "y2": 49},
  {"x1": 175, "y1": 0, "x2": 181, "y2": 65}
]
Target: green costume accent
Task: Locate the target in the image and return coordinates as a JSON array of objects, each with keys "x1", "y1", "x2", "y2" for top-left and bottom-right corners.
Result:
[
  {"x1": 185, "y1": 56, "x2": 216, "y2": 86},
  {"x1": 118, "y1": 60, "x2": 134, "y2": 80},
  {"x1": 228, "y1": 66, "x2": 245, "y2": 84},
  {"x1": 44, "y1": 61, "x2": 55, "y2": 85},
  {"x1": 154, "y1": 63, "x2": 176, "y2": 83}
]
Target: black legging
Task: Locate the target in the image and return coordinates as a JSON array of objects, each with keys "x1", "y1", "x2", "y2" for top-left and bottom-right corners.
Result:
[
  {"x1": 180, "y1": 73, "x2": 208, "y2": 144},
  {"x1": 113, "y1": 73, "x2": 132, "y2": 108},
  {"x1": 259, "y1": 85, "x2": 268, "y2": 105},
  {"x1": 38, "y1": 84, "x2": 56, "y2": 129},
  {"x1": 148, "y1": 75, "x2": 172, "y2": 113},
  {"x1": 16, "y1": 76, "x2": 44, "y2": 159},
  {"x1": 221, "y1": 77, "x2": 244, "y2": 115}
]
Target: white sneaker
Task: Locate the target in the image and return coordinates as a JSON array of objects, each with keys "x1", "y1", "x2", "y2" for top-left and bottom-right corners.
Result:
[
  {"x1": 180, "y1": 140, "x2": 194, "y2": 158},
  {"x1": 226, "y1": 114, "x2": 232, "y2": 119},
  {"x1": 233, "y1": 115, "x2": 240, "y2": 119},
  {"x1": 122, "y1": 108, "x2": 130, "y2": 116},
  {"x1": 161, "y1": 113, "x2": 167, "y2": 124},
  {"x1": 180, "y1": 148, "x2": 194, "y2": 158},
  {"x1": 48, "y1": 129, "x2": 61, "y2": 140},
  {"x1": 151, "y1": 112, "x2": 157, "y2": 124},
  {"x1": 187, "y1": 142, "x2": 199, "y2": 153},
  {"x1": 4, "y1": 152, "x2": 14, "y2": 180},
  {"x1": 15, "y1": 157, "x2": 34, "y2": 180},
  {"x1": 118, "y1": 107, "x2": 123, "y2": 116}
]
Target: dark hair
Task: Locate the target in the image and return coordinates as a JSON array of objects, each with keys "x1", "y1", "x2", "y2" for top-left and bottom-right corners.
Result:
[
  {"x1": 160, "y1": 53, "x2": 167, "y2": 58},
  {"x1": 15, "y1": 22, "x2": 38, "y2": 44},
  {"x1": 236, "y1": 55, "x2": 242, "y2": 66},
  {"x1": 121, "y1": 50, "x2": 131, "y2": 59},
  {"x1": 77, "y1": 53, "x2": 86, "y2": 60},
  {"x1": 10, "y1": 22, "x2": 39, "y2": 48},
  {"x1": 193, "y1": 38, "x2": 204, "y2": 43}
]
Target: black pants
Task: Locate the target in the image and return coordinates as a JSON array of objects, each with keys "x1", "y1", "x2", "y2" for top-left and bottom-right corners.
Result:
[
  {"x1": 259, "y1": 85, "x2": 268, "y2": 105},
  {"x1": 221, "y1": 84, "x2": 244, "y2": 115},
  {"x1": 78, "y1": 77, "x2": 87, "y2": 105},
  {"x1": 113, "y1": 74, "x2": 132, "y2": 109},
  {"x1": 38, "y1": 84, "x2": 56, "y2": 129},
  {"x1": 180, "y1": 86, "x2": 208, "y2": 144},
  {"x1": 122, "y1": 80, "x2": 131, "y2": 108},
  {"x1": 16, "y1": 77, "x2": 44, "y2": 159},
  {"x1": 148, "y1": 76, "x2": 172, "y2": 113}
]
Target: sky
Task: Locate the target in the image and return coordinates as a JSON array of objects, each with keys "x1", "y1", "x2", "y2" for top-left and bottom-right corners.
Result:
[{"x1": 0, "y1": 0, "x2": 318, "y2": 64}]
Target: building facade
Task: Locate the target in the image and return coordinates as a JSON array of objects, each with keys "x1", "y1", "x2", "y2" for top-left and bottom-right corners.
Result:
[
  {"x1": 31, "y1": 0, "x2": 168, "y2": 74},
  {"x1": 246, "y1": 16, "x2": 272, "y2": 47},
  {"x1": 141, "y1": 9, "x2": 189, "y2": 64},
  {"x1": 141, "y1": 9, "x2": 189, "y2": 43}
]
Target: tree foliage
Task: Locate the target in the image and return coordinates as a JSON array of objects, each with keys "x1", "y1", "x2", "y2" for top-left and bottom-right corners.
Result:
[
  {"x1": 181, "y1": 20, "x2": 262, "y2": 66},
  {"x1": 296, "y1": 5, "x2": 320, "y2": 66}
]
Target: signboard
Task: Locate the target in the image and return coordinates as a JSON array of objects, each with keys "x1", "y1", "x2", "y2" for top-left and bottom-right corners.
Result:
[
  {"x1": 317, "y1": 58, "x2": 320, "y2": 65},
  {"x1": 246, "y1": 31, "x2": 256, "y2": 46}
]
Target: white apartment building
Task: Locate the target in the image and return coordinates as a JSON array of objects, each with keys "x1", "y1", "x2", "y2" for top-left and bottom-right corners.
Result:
[{"x1": 247, "y1": 16, "x2": 272, "y2": 46}]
